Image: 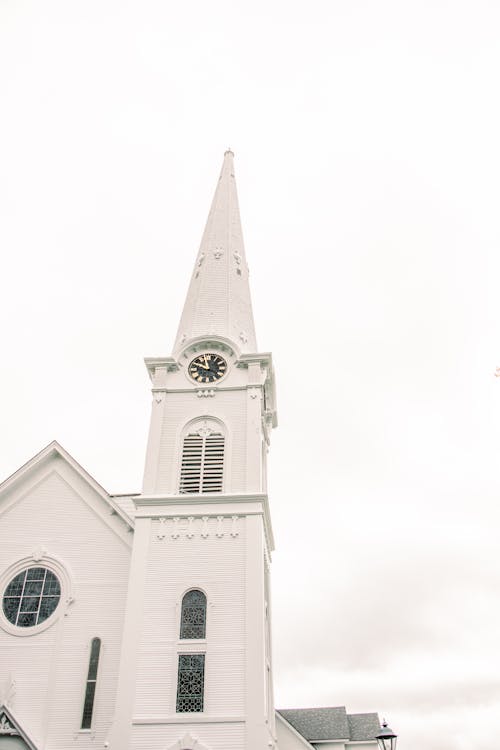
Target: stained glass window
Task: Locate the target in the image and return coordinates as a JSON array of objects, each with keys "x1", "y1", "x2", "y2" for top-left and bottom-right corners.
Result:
[
  {"x1": 180, "y1": 590, "x2": 207, "y2": 639},
  {"x1": 176, "y1": 654, "x2": 205, "y2": 712},
  {"x1": 81, "y1": 638, "x2": 101, "y2": 729},
  {"x1": 2, "y1": 567, "x2": 61, "y2": 627}
]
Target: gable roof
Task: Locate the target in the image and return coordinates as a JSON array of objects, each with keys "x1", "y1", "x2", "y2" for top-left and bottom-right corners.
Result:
[
  {"x1": 0, "y1": 705, "x2": 40, "y2": 749},
  {"x1": 0, "y1": 441, "x2": 134, "y2": 533},
  {"x1": 277, "y1": 707, "x2": 380, "y2": 743},
  {"x1": 348, "y1": 713, "x2": 382, "y2": 742},
  {"x1": 276, "y1": 711, "x2": 316, "y2": 749}
]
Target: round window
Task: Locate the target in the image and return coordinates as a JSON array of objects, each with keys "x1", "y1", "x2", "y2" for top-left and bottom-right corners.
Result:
[{"x1": 2, "y1": 566, "x2": 61, "y2": 628}]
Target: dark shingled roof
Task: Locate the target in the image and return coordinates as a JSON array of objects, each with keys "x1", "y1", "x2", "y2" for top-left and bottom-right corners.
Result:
[
  {"x1": 278, "y1": 707, "x2": 380, "y2": 742},
  {"x1": 348, "y1": 713, "x2": 382, "y2": 742}
]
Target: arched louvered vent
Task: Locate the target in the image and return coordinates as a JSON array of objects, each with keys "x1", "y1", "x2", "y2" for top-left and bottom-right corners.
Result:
[{"x1": 179, "y1": 421, "x2": 225, "y2": 494}]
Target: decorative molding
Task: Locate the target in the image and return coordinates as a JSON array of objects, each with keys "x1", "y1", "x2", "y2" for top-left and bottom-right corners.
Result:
[
  {"x1": 154, "y1": 391, "x2": 166, "y2": 404},
  {"x1": 196, "y1": 389, "x2": 215, "y2": 398},
  {"x1": 154, "y1": 515, "x2": 242, "y2": 541},
  {"x1": 156, "y1": 517, "x2": 167, "y2": 540},
  {"x1": 230, "y1": 515, "x2": 239, "y2": 537},
  {"x1": 31, "y1": 545, "x2": 47, "y2": 562},
  {"x1": 216, "y1": 515, "x2": 224, "y2": 538},
  {"x1": 171, "y1": 517, "x2": 180, "y2": 540},
  {"x1": 201, "y1": 516, "x2": 209, "y2": 538},
  {"x1": 0, "y1": 712, "x2": 17, "y2": 735},
  {"x1": 0, "y1": 706, "x2": 39, "y2": 750},
  {"x1": 167, "y1": 731, "x2": 210, "y2": 750},
  {"x1": 196, "y1": 421, "x2": 213, "y2": 438}
]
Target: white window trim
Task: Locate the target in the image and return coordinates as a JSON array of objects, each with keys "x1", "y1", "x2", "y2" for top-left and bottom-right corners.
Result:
[
  {"x1": 0, "y1": 553, "x2": 74, "y2": 637},
  {"x1": 177, "y1": 417, "x2": 227, "y2": 495}
]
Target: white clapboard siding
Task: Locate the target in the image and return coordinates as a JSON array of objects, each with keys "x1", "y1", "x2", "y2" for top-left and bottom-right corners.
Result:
[
  {"x1": 0, "y1": 462, "x2": 130, "y2": 750},
  {"x1": 132, "y1": 721, "x2": 245, "y2": 750},
  {"x1": 133, "y1": 516, "x2": 246, "y2": 720},
  {"x1": 156, "y1": 390, "x2": 248, "y2": 494}
]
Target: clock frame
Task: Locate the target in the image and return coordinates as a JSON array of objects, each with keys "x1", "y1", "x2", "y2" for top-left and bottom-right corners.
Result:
[{"x1": 188, "y1": 353, "x2": 228, "y2": 384}]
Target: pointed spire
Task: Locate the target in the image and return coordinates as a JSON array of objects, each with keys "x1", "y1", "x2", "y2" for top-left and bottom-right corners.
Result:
[{"x1": 173, "y1": 151, "x2": 258, "y2": 354}]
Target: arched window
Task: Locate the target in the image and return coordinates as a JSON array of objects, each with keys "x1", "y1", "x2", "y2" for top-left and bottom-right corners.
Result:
[
  {"x1": 81, "y1": 637, "x2": 101, "y2": 729},
  {"x1": 180, "y1": 590, "x2": 207, "y2": 639},
  {"x1": 179, "y1": 419, "x2": 225, "y2": 494}
]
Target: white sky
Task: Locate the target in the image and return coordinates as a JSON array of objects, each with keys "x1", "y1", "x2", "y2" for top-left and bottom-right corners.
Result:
[{"x1": 1, "y1": 1, "x2": 500, "y2": 748}]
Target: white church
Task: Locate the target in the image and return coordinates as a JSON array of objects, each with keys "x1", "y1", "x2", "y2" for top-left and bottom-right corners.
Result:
[{"x1": 0, "y1": 152, "x2": 383, "y2": 750}]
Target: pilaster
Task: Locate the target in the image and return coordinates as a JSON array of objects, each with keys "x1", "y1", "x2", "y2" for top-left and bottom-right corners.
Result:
[
  {"x1": 245, "y1": 514, "x2": 270, "y2": 749},
  {"x1": 106, "y1": 517, "x2": 151, "y2": 750}
]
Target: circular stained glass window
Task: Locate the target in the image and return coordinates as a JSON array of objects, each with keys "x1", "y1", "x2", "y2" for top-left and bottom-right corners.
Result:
[{"x1": 2, "y1": 567, "x2": 61, "y2": 628}]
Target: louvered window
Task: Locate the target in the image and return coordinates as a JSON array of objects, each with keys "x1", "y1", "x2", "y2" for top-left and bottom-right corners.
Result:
[{"x1": 179, "y1": 423, "x2": 225, "y2": 494}]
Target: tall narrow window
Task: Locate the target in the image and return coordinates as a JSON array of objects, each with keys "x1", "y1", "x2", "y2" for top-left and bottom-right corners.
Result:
[
  {"x1": 81, "y1": 637, "x2": 101, "y2": 729},
  {"x1": 176, "y1": 653, "x2": 205, "y2": 712},
  {"x1": 180, "y1": 590, "x2": 207, "y2": 639},
  {"x1": 179, "y1": 420, "x2": 225, "y2": 494}
]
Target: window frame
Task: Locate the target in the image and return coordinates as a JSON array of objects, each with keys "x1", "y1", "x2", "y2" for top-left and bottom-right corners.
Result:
[
  {"x1": 0, "y1": 554, "x2": 72, "y2": 637},
  {"x1": 175, "y1": 652, "x2": 206, "y2": 714},
  {"x1": 179, "y1": 588, "x2": 207, "y2": 640},
  {"x1": 80, "y1": 637, "x2": 102, "y2": 730},
  {"x1": 178, "y1": 418, "x2": 227, "y2": 495}
]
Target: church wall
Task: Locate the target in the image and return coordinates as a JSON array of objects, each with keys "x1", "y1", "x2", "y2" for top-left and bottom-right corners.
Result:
[
  {"x1": 0, "y1": 459, "x2": 131, "y2": 750},
  {"x1": 133, "y1": 514, "x2": 246, "y2": 720},
  {"x1": 130, "y1": 720, "x2": 245, "y2": 750},
  {"x1": 155, "y1": 390, "x2": 248, "y2": 494}
]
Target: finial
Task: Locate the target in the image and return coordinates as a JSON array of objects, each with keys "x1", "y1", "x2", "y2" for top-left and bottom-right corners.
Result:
[{"x1": 224, "y1": 147, "x2": 234, "y2": 157}]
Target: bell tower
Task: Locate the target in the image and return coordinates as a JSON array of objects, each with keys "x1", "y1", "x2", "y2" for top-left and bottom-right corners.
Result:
[{"x1": 109, "y1": 151, "x2": 278, "y2": 750}]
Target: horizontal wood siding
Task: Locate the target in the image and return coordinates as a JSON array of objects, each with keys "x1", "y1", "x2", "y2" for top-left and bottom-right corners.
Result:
[
  {"x1": 156, "y1": 391, "x2": 247, "y2": 494},
  {"x1": 134, "y1": 516, "x2": 246, "y2": 721},
  {"x1": 131, "y1": 721, "x2": 245, "y2": 750},
  {"x1": 0, "y1": 460, "x2": 130, "y2": 750}
]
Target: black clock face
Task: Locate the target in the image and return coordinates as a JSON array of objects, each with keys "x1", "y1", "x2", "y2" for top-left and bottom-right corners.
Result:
[{"x1": 188, "y1": 353, "x2": 228, "y2": 383}]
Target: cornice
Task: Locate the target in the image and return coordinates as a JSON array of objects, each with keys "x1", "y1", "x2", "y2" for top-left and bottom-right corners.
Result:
[
  {"x1": 136, "y1": 491, "x2": 266, "y2": 506},
  {"x1": 150, "y1": 383, "x2": 264, "y2": 395},
  {"x1": 135, "y1": 492, "x2": 275, "y2": 551}
]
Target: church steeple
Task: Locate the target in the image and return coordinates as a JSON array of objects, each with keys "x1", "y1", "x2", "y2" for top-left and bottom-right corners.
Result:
[
  {"x1": 173, "y1": 150, "x2": 257, "y2": 354},
  {"x1": 110, "y1": 150, "x2": 277, "y2": 750}
]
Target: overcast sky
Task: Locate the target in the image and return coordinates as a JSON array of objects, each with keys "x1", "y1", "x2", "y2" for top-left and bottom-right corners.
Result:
[{"x1": 2, "y1": 1, "x2": 500, "y2": 748}]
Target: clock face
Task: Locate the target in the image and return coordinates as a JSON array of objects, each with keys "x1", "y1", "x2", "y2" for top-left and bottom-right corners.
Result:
[{"x1": 188, "y1": 353, "x2": 228, "y2": 384}]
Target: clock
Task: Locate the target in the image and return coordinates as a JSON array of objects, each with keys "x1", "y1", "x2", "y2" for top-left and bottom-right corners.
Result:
[{"x1": 188, "y1": 353, "x2": 228, "y2": 383}]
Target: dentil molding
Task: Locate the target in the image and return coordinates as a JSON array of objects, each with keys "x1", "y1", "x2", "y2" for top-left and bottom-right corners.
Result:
[{"x1": 154, "y1": 515, "x2": 240, "y2": 541}]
